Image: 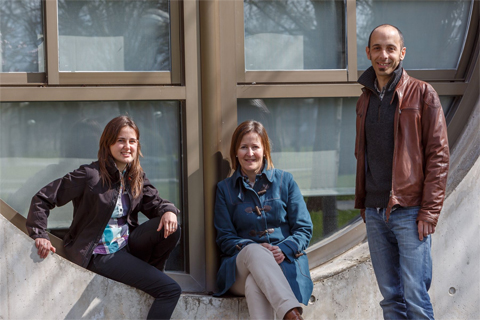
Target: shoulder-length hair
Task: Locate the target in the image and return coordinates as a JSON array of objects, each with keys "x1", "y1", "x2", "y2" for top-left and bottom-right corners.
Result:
[
  {"x1": 229, "y1": 120, "x2": 274, "y2": 172},
  {"x1": 98, "y1": 115, "x2": 144, "y2": 198}
]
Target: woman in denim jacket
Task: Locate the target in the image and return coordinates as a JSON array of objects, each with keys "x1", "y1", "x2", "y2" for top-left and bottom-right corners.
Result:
[{"x1": 214, "y1": 120, "x2": 313, "y2": 320}]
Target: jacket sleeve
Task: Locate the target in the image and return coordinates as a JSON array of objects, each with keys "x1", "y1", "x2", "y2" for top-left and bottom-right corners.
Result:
[
  {"x1": 140, "y1": 174, "x2": 180, "y2": 219},
  {"x1": 417, "y1": 85, "x2": 449, "y2": 226},
  {"x1": 277, "y1": 175, "x2": 313, "y2": 261},
  {"x1": 214, "y1": 182, "x2": 254, "y2": 256},
  {"x1": 26, "y1": 165, "x2": 88, "y2": 241}
]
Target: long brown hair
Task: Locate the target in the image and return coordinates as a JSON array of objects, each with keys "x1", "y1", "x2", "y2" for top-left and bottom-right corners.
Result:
[
  {"x1": 229, "y1": 120, "x2": 274, "y2": 172},
  {"x1": 98, "y1": 115, "x2": 144, "y2": 198}
]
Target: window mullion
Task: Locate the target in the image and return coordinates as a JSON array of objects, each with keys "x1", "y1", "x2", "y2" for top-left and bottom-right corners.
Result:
[
  {"x1": 346, "y1": 0, "x2": 357, "y2": 82},
  {"x1": 44, "y1": 0, "x2": 59, "y2": 85}
]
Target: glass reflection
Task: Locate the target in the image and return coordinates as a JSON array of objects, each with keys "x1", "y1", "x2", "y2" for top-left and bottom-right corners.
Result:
[
  {"x1": 0, "y1": 101, "x2": 183, "y2": 271},
  {"x1": 244, "y1": 0, "x2": 345, "y2": 70},
  {"x1": 58, "y1": 0, "x2": 171, "y2": 72},
  {"x1": 357, "y1": 0, "x2": 472, "y2": 70},
  {"x1": 440, "y1": 96, "x2": 456, "y2": 117},
  {"x1": 238, "y1": 98, "x2": 359, "y2": 244},
  {"x1": 0, "y1": 0, "x2": 45, "y2": 72}
]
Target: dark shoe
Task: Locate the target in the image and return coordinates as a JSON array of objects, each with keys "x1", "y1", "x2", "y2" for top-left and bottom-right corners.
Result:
[{"x1": 283, "y1": 307, "x2": 303, "y2": 320}]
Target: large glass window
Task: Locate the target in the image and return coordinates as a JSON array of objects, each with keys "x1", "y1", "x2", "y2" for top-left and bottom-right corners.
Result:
[
  {"x1": 243, "y1": 0, "x2": 345, "y2": 71},
  {"x1": 0, "y1": 101, "x2": 183, "y2": 271},
  {"x1": 0, "y1": 0, "x2": 45, "y2": 72},
  {"x1": 238, "y1": 97, "x2": 359, "y2": 244},
  {"x1": 58, "y1": 0, "x2": 171, "y2": 72},
  {"x1": 356, "y1": 0, "x2": 473, "y2": 70}
]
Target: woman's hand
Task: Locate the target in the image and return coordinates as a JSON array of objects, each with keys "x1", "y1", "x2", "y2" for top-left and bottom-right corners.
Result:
[
  {"x1": 157, "y1": 211, "x2": 178, "y2": 238},
  {"x1": 261, "y1": 243, "x2": 285, "y2": 264},
  {"x1": 35, "y1": 238, "x2": 56, "y2": 259}
]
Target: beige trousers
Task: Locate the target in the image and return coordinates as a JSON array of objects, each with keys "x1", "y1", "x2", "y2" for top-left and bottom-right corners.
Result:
[{"x1": 230, "y1": 244, "x2": 301, "y2": 320}]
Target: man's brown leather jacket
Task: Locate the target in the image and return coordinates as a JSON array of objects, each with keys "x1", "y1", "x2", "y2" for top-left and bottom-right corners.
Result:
[{"x1": 355, "y1": 70, "x2": 449, "y2": 226}]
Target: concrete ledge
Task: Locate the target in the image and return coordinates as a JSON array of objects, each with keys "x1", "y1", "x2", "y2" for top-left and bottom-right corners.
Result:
[
  {"x1": 0, "y1": 213, "x2": 151, "y2": 319},
  {"x1": 0, "y1": 212, "x2": 252, "y2": 320}
]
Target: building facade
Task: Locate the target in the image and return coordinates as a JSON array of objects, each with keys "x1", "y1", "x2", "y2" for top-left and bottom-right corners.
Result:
[{"x1": 1, "y1": 0, "x2": 479, "y2": 294}]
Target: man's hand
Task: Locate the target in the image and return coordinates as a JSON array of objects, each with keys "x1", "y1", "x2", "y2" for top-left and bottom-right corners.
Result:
[
  {"x1": 157, "y1": 211, "x2": 178, "y2": 238},
  {"x1": 261, "y1": 243, "x2": 285, "y2": 264},
  {"x1": 418, "y1": 220, "x2": 435, "y2": 241},
  {"x1": 35, "y1": 238, "x2": 56, "y2": 259}
]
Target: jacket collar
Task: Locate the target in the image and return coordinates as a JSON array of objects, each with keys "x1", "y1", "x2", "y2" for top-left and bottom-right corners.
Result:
[
  {"x1": 106, "y1": 157, "x2": 123, "y2": 181},
  {"x1": 358, "y1": 61, "x2": 404, "y2": 94},
  {"x1": 232, "y1": 164, "x2": 275, "y2": 187}
]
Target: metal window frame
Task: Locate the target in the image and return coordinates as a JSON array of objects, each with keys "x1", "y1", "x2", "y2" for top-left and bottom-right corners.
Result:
[
  {"x1": 0, "y1": 0, "x2": 205, "y2": 293},
  {"x1": 0, "y1": 0, "x2": 182, "y2": 86},
  {"x1": 235, "y1": 0, "x2": 356, "y2": 84}
]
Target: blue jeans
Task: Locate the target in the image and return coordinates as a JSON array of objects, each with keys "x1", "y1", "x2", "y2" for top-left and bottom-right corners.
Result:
[{"x1": 365, "y1": 207, "x2": 434, "y2": 320}]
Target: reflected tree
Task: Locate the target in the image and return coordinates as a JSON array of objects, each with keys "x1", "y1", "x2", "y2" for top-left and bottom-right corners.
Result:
[
  {"x1": 57, "y1": 0, "x2": 170, "y2": 71},
  {"x1": 244, "y1": 0, "x2": 344, "y2": 70},
  {"x1": 356, "y1": 0, "x2": 472, "y2": 69},
  {"x1": 0, "y1": 0, "x2": 44, "y2": 72}
]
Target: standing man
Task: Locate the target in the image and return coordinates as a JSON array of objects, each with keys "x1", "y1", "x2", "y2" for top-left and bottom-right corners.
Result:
[{"x1": 354, "y1": 24, "x2": 449, "y2": 319}]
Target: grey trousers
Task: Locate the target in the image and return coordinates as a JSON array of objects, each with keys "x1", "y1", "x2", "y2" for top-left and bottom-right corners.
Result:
[{"x1": 230, "y1": 244, "x2": 301, "y2": 320}]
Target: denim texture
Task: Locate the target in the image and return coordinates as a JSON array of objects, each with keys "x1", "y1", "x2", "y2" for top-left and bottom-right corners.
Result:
[
  {"x1": 365, "y1": 206, "x2": 434, "y2": 320},
  {"x1": 214, "y1": 167, "x2": 313, "y2": 305}
]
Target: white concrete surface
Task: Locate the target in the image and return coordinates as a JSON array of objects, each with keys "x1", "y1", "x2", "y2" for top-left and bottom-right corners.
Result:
[
  {"x1": 430, "y1": 147, "x2": 480, "y2": 320},
  {"x1": 0, "y1": 212, "x2": 252, "y2": 320},
  {"x1": 0, "y1": 213, "x2": 151, "y2": 320}
]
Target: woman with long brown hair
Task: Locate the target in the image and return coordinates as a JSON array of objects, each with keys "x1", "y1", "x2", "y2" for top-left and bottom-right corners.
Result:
[{"x1": 27, "y1": 115, "x2": 181, "y2": 320}]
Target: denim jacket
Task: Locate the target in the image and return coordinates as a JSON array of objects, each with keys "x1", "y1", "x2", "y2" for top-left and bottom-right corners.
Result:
[{"x1": 214, "y1": 166, "x2": 313, "y2": 304}]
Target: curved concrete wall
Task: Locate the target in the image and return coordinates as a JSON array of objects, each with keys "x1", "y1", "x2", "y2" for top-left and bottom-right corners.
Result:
[{"x1": 0, "y1": 212, "x2": 253, "y2": 320}]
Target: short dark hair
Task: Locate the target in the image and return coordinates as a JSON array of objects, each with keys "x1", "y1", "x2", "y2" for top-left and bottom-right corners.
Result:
[{"x1": 368, "y1": 24, "x2": 404, "y2": 48}]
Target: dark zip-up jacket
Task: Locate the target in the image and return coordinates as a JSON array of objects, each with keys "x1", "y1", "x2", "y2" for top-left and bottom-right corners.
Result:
[
  {"x1": 26, "y1": 159, "x2": 180, "y2": 267},
  {"x1": 355, "y1": 69, "x2": 449, "y2": 226}
]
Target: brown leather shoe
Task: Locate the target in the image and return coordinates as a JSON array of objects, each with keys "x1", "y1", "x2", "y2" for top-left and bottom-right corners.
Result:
[{"x1": 283, "y1": 307, "x2": 304, "y2": 320}]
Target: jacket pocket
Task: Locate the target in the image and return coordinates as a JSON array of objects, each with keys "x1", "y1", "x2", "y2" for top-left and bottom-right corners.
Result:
[{"x1": 280, "y1": 253, "x2": 313, "y2": 305}]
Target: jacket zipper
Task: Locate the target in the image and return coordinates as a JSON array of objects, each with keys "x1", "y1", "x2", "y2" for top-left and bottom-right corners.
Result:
[
  {"x1": 389, "y1": 93, "x2": 402, "y2": 211},
  {"x1": 84, "y1": 185, "x2": 120, "y2": 265}
]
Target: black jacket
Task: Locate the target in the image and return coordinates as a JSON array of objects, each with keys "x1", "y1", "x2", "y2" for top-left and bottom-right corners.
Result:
[{"x1": 26, "y1": 159, "x2": 180, "y2": 267}]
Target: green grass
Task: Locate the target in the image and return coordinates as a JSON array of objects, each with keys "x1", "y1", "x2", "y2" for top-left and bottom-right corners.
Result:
[{"x1": 308, "y1": 205, "x2": 360, "y2": 245}]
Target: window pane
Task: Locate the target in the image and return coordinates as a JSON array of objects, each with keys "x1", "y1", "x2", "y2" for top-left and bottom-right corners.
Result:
[
  {"x1": 440, "y1": 95, "x2": 456, "y2": 116},
  {"x1": 357, "y1": 0, "x2": 472, "y2": 70},
  {"x1": 0, "y1": 101, "x2": 183, "y2": 271},
  {"x1": 0, "y1": 0, "x2": 45, "y2": 72},
  {"x1": 244, "y1": 0, "x2": 345, "y2": 70},
  {"x1": 58, "y1": 0, "x2": 171, "y2": 72},
  {"x1": 238, "y1": 97, "x2": 359, "y2": 244}
]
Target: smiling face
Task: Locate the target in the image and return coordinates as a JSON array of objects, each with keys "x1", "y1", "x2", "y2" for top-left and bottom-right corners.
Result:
[
  {"x1": 366, "y1": 25, "x2": 406, "y2": 88},
  {"x1": 236, "y1": 132, "x2": 264, "y2": 181},
  {"x1": 109, "y1": 126, "x2": 138, "y2": 171}
]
